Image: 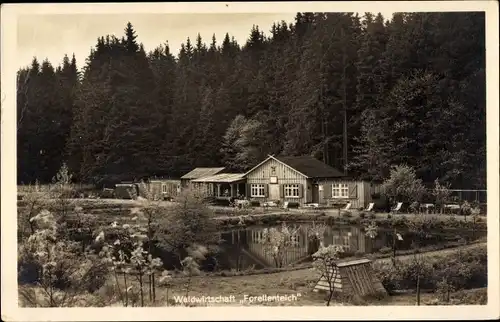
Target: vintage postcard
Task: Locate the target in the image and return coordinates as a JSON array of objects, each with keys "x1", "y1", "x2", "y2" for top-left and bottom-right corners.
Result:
[{"x1": 1, "y1": 1, "x2": 499, "y2": 321}]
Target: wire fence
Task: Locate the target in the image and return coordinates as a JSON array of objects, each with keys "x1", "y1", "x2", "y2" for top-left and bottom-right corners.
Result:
[{"x1": 446, "y1": 189, "x2": 487, "y2": 204}]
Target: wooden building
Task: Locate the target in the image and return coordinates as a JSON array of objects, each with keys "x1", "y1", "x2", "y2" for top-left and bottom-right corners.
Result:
[
  {"x1": 190, "y1": 173, "x2": 246, "y2": 200},
  {"x1": 148, "y1": 179, "x2": 181, "y2": 200},
  {"x1": 180, "y1": 167, "x2": 225, "y2": 188},
  {"x1": 313, "y1": 258, "x2": 387, "y2": 297},
  {"x1": 244, "y1": 155, "x2": 379, "y2": 208}
]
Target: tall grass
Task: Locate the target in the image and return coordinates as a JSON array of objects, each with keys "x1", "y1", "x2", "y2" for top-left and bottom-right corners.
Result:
[{"x1": 18, "y1": 183, "x2": 95, "y2": 193}]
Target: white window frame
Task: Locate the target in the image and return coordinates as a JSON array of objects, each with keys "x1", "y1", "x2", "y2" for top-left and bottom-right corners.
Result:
[
  {"x1": 332, "y1": 183, "x2": 349, "y2": 198},
  {"x1": 343, "y1": 235, "x2": 351, "y2": 249},
  {"x1": 250, "y1": 184, "x2": 265, "y2": 197},
  {"x1": 161, "y1": 183, "x2": 168, "y2": 193},
  {"x1": 284, "y1": 184, "x2": 300, "y2": 198}
]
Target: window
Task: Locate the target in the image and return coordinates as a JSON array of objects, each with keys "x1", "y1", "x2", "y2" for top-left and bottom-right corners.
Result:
[
  {"x1": 284, "y1": 184, "x2": 300, "y2": 198},
  {"x1": 162, "y1": 183, "x2": 167, "y2": 193},
  {"x1": 251, "y1": 184, "x2": 265, "y2": 197},
  {"x1": 343, "y1": 235, "x2": 351, "y2": 249},
  {"x1": 332, "y1": 183, "x2": 349, "y2": 198}
]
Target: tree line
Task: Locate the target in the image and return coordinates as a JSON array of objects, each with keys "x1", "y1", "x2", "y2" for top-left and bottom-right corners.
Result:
[{"x1": 16, "y1": 12, "x2": 486, "y2": 188}]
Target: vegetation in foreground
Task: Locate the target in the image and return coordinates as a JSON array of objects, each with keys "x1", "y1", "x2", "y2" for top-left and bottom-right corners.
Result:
[
  {"x1": 17, "y1": 165, "x2": 488, "y2": 307},
  {"x1": 19, "y1": 244, "x2": 488, "y2": 307}
]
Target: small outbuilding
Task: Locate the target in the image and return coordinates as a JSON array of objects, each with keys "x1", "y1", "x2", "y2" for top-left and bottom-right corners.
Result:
[
  {"x1": 148, "y1": 178, "x2": 181, "y2": 200},
  {"x1": 313, "y1": 258, "x2": 387, "y2": 297}
]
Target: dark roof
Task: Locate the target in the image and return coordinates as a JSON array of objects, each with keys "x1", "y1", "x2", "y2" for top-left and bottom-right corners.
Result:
[{"x1": 274, "y1": 155, "x2": 345, "y2": 178}]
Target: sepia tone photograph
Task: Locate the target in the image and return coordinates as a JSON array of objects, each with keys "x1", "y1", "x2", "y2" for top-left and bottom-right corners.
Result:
[{"x1": 1, "y1": 1, "x2": 499, "y2": 321}]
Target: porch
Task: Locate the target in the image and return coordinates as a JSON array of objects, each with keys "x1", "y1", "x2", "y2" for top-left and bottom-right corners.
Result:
[{"x1": 191, "y1": 173, "x2": 246, "y2": 199}]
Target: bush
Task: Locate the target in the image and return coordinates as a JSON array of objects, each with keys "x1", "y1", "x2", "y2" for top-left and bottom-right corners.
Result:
[
  {"x1": 342, "y1": 212, "x2": 353, "y2": 218},
  {"x1": 373, "y1": 245, "x2": 487, "y2": 294},
  {"x1": 359, "y1": 212, "x2": 366, "y2": 219},
  {"x1": 156, "y1": 189, "x2": 221, "y2": 260},
  {"x1": 18, "y1": 242, "x2": 42, "y2": 284},
  {"x1": 379, "y1": 246, "x2": 392, "y2": 254},
  {"x1": 354, "y1": 250, "x2": 365, "y2": 258},
  {"x1": 382, "y1": 165, "x2": 426, "y2": 204},
  {"x1": 372, "y1": 261, "x2": 402, "y2": 294},
  {"x1": 445, "y1": 216, "x2": 460, "y2": 228},
  {"x1": 452, "y1": 288, "x2": 487, "y2": 305},
  {"x1": 250, "y1": 201, "x2": 261, "y2": 207},
  {"x1": 391, "y1": 216, "x2": 408, "y2": 227}
]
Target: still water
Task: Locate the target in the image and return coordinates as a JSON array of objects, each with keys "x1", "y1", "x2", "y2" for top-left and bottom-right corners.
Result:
[{"x1": 214, "y1": 223, "x2": 485, "y2": 271}]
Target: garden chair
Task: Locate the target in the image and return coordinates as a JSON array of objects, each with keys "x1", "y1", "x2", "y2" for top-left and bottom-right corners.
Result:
[
  {"x1": 341, "y1": 202, "x2": 351, "y2": 211},
  {"x1": 391, "y1": 202, "x2": 403, "y2": 214},
  {"x1": 444, "y1": 203, "x2": 460, "y2": 214},
  {"x1": 420, "y1": 203, "x2": 435, "y2": 214},
  {"x1": 365, "y1": 202, "x2": 375, "y2": 212}
]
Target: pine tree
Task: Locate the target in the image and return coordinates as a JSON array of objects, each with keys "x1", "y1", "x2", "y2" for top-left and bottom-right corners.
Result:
[{"x1": 18, "y1": 13, "x2": 486, "y2": 189}]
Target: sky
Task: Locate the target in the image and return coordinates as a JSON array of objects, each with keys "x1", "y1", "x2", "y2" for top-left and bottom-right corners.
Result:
[{"x1": 16, "y1": 12, "x2": 396, "y2": 71}]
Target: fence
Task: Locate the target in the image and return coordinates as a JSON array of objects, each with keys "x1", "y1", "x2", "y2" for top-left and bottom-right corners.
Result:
[
  {"x1": 376, "y1": 185, "x2": 486, "y2": 203},
  {"x1": 446, "y1": 189, "x2": 487, "y2": 204}
]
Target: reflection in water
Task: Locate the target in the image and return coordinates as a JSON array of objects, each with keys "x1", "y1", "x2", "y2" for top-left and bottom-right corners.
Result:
[{"x1": 217, "y1": 223, "x2": 485, "y2": 270}]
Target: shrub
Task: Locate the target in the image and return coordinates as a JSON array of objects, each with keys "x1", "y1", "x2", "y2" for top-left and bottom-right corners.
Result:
[
  {"x1": 436, "y1": 278, "x2": 456, "y2": 302},
  {"x1": 379, "y1": 246, "x2": 392, "y2": 254},
  {"x1": 339, "y1": 250, "x2": 355, "y2": 258},
  {"x1": 373, "y1": 245, "x2": 487, "y2": 294},
  {"x1": 342, "y1": 212, "x2": 353, "y2": 218},
  {"x1": 372, "y1": 261, "x2": 401, "y2": 294},
  {"x1": 433, "y1": 179, "x2": 451, "y2": 213},
  {"x1": 452, "y1": 288, "x2": 487, "y2": 305},
  {"x1": 250, "y1": 201, "x2": 261, "y2": 207},
  {"x1": 354, "y1": 250, "x2": 365, "y2": 258},
  {"x1": 382, "y1": 165, "x2": 426, "y2": 204},
  {"x1": 18, "y1": 209, "x2": 109, "y2": 307},
  {"x1": 392, "y1": 216, "x2": 408, "y2": 228},
  {"x1": 460, "y1": 201, "x2": 472, "y2": 218},
  {"x1": 359, "y1": 212, "x2": 366, "y2": 219},
  {"x1": 156, "y1": 189, "x2": 221, "y2": 260},
  {"x1": 387, "y1": 214, "x2": 392, "y2": 219},
  {"x1": 409, "y1": 202, "x2": 420, "y2": 214},
  {"x1": 445, "y1": 216, "x2": 460, "y2": 228},
  {"x1": 312, "y1": 244, "x2": 345, "y2": 306},
  {"x1": 18, "y1": 242, "x2": 42, "y2": 284}
]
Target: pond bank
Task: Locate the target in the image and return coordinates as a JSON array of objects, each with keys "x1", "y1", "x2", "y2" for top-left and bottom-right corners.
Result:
[
  {"x1": 192, "y1": 240, "x2": 486, "y2": 278},
  {"x1": 214, "y1": 210, "x2": 488, "y2": 231},
  {"x1": 18, "y1": 198, "x2": 487, "y2": 230}
]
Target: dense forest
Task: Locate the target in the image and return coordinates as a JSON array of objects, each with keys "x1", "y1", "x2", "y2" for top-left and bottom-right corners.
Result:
[{"x1": 16, "y1": 12, "x2": 486, "y2": 189}]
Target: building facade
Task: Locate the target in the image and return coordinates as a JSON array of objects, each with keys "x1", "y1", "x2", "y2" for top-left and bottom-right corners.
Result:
[{"x1": 149, "y1": 179, "x2": 181, "y2": 200}]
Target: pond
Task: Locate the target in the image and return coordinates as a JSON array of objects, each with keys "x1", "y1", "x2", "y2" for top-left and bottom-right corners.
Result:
[{"x1": 213, "y1": 223, "x2": 486, "y2": 271}]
